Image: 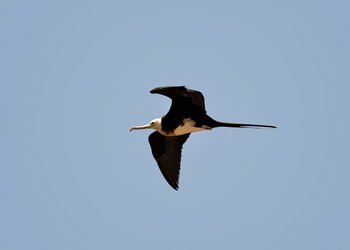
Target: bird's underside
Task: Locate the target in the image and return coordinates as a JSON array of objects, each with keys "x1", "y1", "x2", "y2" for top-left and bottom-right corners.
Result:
[{"x1": 130, "y1": 86, "x2": 276, "y2": 190}]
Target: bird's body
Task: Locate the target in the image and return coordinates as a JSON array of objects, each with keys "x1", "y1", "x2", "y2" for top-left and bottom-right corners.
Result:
[
  {"x1": 130, "y1": 86, "x2": 276, "y2": 190},
  {"x1": 139, "y1": 117, "x2": 208, "y2": 136},
  {"x1": 172, "y1": 118, "x2": 209, "y2": 136}
]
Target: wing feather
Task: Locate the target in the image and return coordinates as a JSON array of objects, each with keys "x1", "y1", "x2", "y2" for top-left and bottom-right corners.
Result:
[
  {"x1": 148, "y1": 131, "x2": 190, "y2": 190},
  {"x1": 150, "y1": 86, "x2": 206, "y2": 111}
]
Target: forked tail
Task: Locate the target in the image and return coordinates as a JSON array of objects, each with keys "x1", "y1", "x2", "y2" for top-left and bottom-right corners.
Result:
[{"x1": 215, "y1": 121, "x2": 276, "y2": 129}]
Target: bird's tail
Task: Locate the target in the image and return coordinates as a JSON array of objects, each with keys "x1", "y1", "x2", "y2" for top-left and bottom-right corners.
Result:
[{"x1": 215, "y1": 121, "x2": 276, "y2": 129}]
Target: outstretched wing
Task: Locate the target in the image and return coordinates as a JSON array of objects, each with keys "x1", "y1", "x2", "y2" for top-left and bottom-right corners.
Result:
[
  {"x1": 148, "y1": 131, "x2": 190, "y2": 190},
  {"x1": 150, "y1": 86, "x2": 206, "y2": 111}
]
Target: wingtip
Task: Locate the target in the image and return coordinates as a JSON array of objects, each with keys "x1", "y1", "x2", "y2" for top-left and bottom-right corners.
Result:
[
  {"x1": 168, "y1": 180, "x2": 179, "y2": 190},
  {"x1": 150, "y1": 86, "x2": 187, "y2": 94}
]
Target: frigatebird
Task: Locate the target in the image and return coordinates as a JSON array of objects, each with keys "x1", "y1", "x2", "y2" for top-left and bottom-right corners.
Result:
[{"x1": 130, "y1": 86, "x2": 276, "y2": 190}]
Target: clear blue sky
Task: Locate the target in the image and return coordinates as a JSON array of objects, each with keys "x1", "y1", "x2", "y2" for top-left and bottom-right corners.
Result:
[{"x1": 1, "y1": 1, "x2": 349, "y2": 249}]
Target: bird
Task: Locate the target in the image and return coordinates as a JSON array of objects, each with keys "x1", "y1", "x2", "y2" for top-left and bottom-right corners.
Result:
[{"x1": 130, "y1": 86, "x2": 276, "y2": 190}]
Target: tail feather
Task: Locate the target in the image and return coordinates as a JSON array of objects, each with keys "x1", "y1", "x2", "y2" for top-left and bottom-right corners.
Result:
[{"x1": 215, "y1": 122, "x2": 276, "y2": 129}]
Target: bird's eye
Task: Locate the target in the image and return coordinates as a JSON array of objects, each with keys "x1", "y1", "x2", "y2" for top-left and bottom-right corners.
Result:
[{"x1": 150, "y1": 122, "x2": 155, "y2": 125}]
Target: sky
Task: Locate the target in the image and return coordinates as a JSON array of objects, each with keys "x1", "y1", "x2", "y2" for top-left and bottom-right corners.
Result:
[{"x1": 1, "y1": 1, "x2": 349, "y2": 249}]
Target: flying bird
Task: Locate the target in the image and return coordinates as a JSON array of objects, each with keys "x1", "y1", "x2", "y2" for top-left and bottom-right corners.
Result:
[{"x1": 130, "y1": 86, "x2": 276, "y2": 190}]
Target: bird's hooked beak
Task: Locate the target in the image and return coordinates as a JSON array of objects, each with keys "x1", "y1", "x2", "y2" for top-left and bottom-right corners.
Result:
[{"x1": 129, "y1": 124, "x2": 152, "y2": 132}]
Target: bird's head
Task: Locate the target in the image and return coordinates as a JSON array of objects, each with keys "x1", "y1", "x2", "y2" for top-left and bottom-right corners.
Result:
[{"x1": 130, "y1": 118, "x2": 162, "y2": 132}]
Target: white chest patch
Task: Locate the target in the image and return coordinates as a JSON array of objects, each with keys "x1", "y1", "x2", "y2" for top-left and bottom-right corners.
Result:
[{"x1": 173, "y1": 118, "x2": 207, "y2": 136}]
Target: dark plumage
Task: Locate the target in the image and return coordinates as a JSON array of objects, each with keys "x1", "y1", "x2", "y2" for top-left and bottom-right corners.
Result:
[
  {"x1": 130, "y1": 86, "x2": 276, "y2": 190},
  {"x1": 148, "y1": 131, "x2": 189, "y2": 190}
]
